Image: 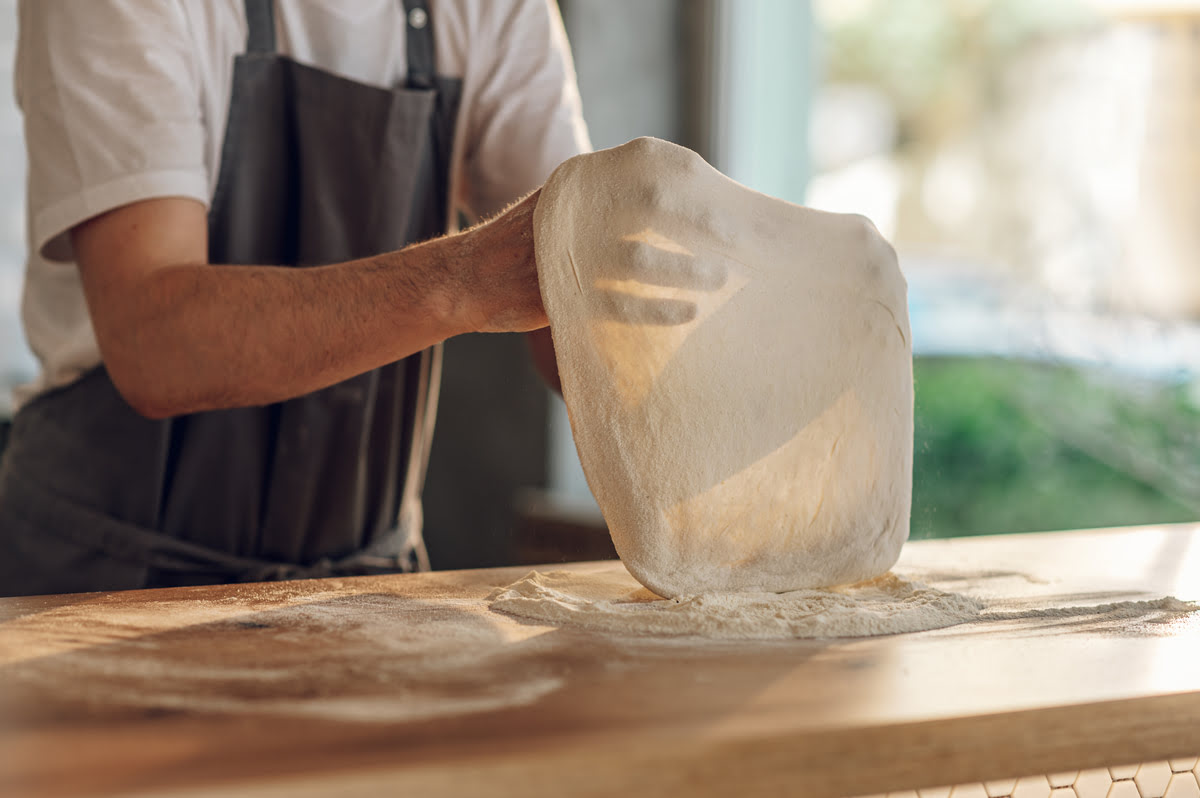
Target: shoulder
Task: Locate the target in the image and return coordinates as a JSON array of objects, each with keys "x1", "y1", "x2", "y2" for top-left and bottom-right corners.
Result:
[
  {"x1": 15, "y1": 1, "x2": 244, "y2": 98},
  {"x1": 17, "y1": 0, "x2": 218, "y2": 261},
  {"x1": 17, "y1": 1, "x2": 186, "y2": 67},
  {"x1": 433, "y1": 0, "x2": 569, "y2": 73},
  {"x1": 434, "y1": 0, "x2": 563, "y2": 33},
  {"x1": 15, "y1": 0, "x2": 204, "y2": 54}
]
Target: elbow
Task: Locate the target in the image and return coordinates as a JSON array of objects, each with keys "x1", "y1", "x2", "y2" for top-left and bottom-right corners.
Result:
[
  {"x1": 111, "y1": 375, "x2": 177, "y2": 421},
  {"x1": 126, "y1": 395, "x2": 179, "y2": 422},
  {"x1": 103, "y1": 352, "x2": 183, "y2": 421}
]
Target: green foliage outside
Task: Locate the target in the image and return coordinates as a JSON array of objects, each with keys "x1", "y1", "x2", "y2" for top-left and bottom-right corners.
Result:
[
  {"x1": 911, "y1": 357, "x2": 1200, "y2": 539},
  {"x1": 820, "y1": 0, "x2": 1092, "y2": 139}
]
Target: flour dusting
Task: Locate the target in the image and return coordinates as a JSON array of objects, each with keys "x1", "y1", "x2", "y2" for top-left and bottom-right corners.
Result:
[
  {"x1": 488, "y1": 570, "x2": 984, "y2": 639},
  {"x1": 982, "y1": 596, "x2": 1198, "y2": 621},
  {"x1": 489, "y1": 570, "x2": 1200, "y2": 640},
  {"x1": 4, "y1": 590, "x2": 566, "y2": 723}
]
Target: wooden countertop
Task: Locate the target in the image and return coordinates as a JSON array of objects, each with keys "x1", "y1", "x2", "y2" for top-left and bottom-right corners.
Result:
[{"x1": 2, "y1": 525, "x2": 1199, "y2": 798}]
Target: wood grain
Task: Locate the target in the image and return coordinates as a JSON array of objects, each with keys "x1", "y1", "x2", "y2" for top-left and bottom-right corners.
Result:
[{"x1": 1, "y1": 524, "x2": 1198, "y2": 798}]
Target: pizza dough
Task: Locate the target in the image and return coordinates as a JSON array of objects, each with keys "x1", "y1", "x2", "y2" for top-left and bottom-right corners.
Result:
[{"x1": 534, "y1": 138, "x2": 913, "y2": 598}]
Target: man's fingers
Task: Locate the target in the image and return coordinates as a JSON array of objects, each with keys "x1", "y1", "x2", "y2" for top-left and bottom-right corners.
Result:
[
  {"x1": 656, "y1": 207, "x2": 738, "y2": 252},
  {"x1": 618, "y1": 196, "x2": 739, "y2": 253},
  {"x1": 594, "y1": 291, "x2": 698, "y2": 326},
  {"x1": 613, "y1": 139, "x2": 739, "y2": 248},
  {"x1": 610, "y1": 240, "x2": 728, "y2": 291}
]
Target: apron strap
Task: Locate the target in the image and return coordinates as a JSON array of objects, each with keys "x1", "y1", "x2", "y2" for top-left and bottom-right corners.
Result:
[
  {"x1": 403, "y1": 0, "x2": 436, "y2": 89},
  {"x1": 244, "y1": 0, "x2": 277, "y2": 54}
]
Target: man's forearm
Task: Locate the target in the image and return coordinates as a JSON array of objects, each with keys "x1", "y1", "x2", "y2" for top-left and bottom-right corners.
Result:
[
  {"x1": 107, "y1": 238, "x2": 466, "y2": 418},
  {"x1": 73, "y1": 191, "x2": 546, "y2": 419}
]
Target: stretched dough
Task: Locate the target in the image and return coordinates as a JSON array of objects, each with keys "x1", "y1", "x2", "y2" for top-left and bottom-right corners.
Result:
[{"x1": 534, "y1": 138, "x2": 913, "y2": 598}]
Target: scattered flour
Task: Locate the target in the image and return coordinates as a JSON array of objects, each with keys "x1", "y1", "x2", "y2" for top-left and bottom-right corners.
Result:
[
  {"x1": 489, "y1": 570, "x2": 984, "y2": 639},
  {"x1": 7, "y1": 571, "x2": 1194, "y2": 725},
  {"x1": 981, "y1": 596, "x2": 1199, "y2": 621},
  {"x1": 3, "y1": 591, "x2": 566, "y2": 723},
  {"x1": 489, "y1": 570, "x2": 1200, "y2": 640}
]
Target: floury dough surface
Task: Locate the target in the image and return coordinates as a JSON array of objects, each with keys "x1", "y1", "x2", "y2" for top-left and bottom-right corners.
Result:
[
  {"x1": 533, "y1": 137, "x2": 914, "y2": 598},
  {"x1": 489, "y1": 569, "x2": 984, "y2": 639},
  {"x1": 488, "y1": 569, "x2": 1200, "y2": 640}
]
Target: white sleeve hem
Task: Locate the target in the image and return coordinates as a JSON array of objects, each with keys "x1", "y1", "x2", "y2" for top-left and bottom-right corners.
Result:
[{"x1": 34, "y1": 169, "x2": 210, "y2": 263}]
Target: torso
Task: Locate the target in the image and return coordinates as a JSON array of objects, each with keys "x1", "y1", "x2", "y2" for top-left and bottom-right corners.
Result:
[
  {"x1": 14, "y1": 0, "x2": 589, "y2": 406},
  {"x1": 180, "y1": 0, "x2": 462, "y2": 198}
]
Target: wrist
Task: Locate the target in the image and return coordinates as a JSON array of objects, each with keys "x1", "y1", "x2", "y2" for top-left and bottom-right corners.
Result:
[{"x1": 395, "y1": 231, "x2": 481, "y2": 339}]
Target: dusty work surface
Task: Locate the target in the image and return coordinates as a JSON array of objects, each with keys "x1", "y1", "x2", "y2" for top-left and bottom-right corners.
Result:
[{"x1": 2, "y1": 525, "x2": 1199, "y2": 798}]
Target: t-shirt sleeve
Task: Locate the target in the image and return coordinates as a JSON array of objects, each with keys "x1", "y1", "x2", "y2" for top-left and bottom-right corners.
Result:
[
  {"x1": 16, "y1": 0, "x2": 209, "y2": 262},
  {"x1": 462, "y1": 0, "x2": 591, "y2": 220}
]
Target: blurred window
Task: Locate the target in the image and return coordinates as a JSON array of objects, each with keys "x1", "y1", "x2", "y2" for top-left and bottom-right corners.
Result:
[
  {"x1": 0, "y1": 0, "x2": 32, "y2": 418},
  {"x1": 810, "y1": 0, "x2": 1200, "y2": 536}
]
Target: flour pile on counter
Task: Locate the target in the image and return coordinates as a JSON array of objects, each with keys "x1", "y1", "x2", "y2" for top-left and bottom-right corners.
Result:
[
  {"x1": 488, "y1": 570, "x2": 1200, "y2": 639},
  {"x1": 489, "y1": 570, "x2": 982, "y2": 639},
  {"x1": 533, "y1": 138, "x2": 914, "y2": 599}
]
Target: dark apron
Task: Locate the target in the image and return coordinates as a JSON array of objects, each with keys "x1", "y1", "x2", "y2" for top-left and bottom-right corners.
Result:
[{"x1": 0, "y1": 0, "x2": 461, "y2": 596}]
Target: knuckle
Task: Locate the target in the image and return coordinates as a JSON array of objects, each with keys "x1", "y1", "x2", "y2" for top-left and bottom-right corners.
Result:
[
  {"x1": 638, "y1": 180, "x2": 667, "y2": 211},
  {"x1": 616, "y1": 137, "x2": 665, "y2": 174},
  {"x1": 676, "y1": 146, "x2": 706, "y2": 175},
  {"x1": 841, "y1": 213, "x2": 902, "y2": 287},
  {"x1": 623, "y1": 136, "x2": 663, "y2": 158},
  {"x1": 843, "y1": 213, "x2": 880, "y2": 241},
  {"x1": 695, "y1": 207, "x2": 726, "y2": 239},
  {"x1": 619, "y1": 136, "x2": 702, "y2": 175},
  {"x1": 614, "y1": 139, "x2": 711, "y2": 213}
]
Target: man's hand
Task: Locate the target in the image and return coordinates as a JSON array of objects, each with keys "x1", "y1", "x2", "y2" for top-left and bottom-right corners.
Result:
[
  {"x1": 453, "y1": 189, "x2": 547, "y2": 334},
  {"x1": 521, "y1": 140, "x2": 743, "y2": 395},
  {"x1": 540, "y1": 139, "x2": 733, "y2": 329},
  {"x1": 71, "y1": 192, "x2": 548, "y2": 419}
]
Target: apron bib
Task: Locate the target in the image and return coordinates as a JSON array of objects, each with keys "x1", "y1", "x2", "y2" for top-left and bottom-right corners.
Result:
[{"x1": 0, "y1": 0, "x2": 461, "y2": 596}]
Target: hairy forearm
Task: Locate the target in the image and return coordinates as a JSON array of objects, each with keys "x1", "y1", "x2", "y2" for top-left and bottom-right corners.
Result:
[
  {"x1": 105, "y1": 238, "x2": 466, "y2": 418},
  {"x1": 75, "y1": 190, "x2": 545, "y2": 418}
]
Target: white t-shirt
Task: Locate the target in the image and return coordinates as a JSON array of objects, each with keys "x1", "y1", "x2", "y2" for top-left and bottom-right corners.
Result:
[{"x1": 13, "y1": 0, "x2": 591, "y2": 407}]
